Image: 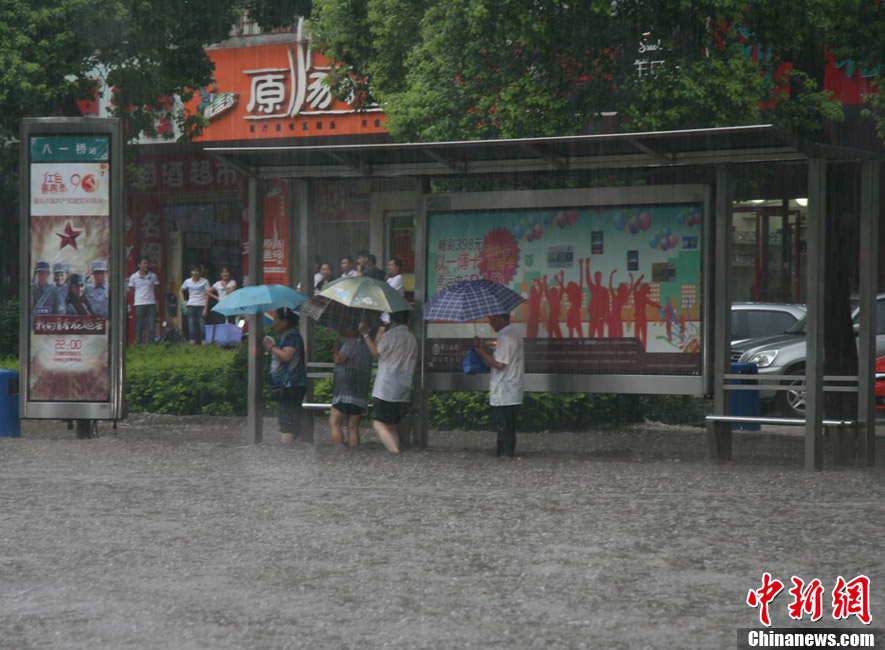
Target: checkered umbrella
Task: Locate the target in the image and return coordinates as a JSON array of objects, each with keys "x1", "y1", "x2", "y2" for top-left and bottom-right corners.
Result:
[
  {"x1": 423, "y1": 279, "x2": 525, "y2": 322},
  {"x1": 296, "y1": 296, "x2": 382, "y2": 333}
]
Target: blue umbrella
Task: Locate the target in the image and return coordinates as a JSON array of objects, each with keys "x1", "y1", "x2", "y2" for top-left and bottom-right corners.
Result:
[
  {"x1": 423, "y1": 279, "x2": 525, "y2": 322},
  {"x1": 211, "y1": 284, "x2": 307, "y2": 316}
]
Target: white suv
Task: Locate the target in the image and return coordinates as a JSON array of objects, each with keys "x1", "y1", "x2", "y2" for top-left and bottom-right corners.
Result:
[{"x1": 732, "y1": 295, "x2": 885, "y2": 416}]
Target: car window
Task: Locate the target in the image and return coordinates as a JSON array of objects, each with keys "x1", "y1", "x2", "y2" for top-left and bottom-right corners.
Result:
[
  {"x1": 849, "y1": 299, "x2": 885, "y2": 334},
  {"x1": 731, "y1": 311, "x2": 746, "y2": 340},
  {"x1": 744, "y1": 310, "x2": 799, "y2": 339},
  {"x1": 786, "y1": 315, "x2": 807, "y2": 334}
]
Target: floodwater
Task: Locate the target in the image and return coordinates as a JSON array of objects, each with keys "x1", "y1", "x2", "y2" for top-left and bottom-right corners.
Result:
[{"x1": 2, "y1": 415, "x2": 884, "y2": 649}]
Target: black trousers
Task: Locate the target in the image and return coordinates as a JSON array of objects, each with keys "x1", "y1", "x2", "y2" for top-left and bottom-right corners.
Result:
[
  {"x1": 492, "y1": 405, "x2": 519, "y2": 457},
  {"x1": 279, "y1": 386, "x2": 306, "y2": 436}
]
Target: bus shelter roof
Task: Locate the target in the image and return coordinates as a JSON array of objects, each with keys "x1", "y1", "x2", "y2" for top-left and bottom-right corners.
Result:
[{"x1": 204, "y1": 124, "x2": 882, "y2": 179}]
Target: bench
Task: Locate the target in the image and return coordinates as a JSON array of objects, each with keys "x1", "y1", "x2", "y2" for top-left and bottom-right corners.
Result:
[{"x1": 705, "y1": 415, "x2": 856, "y2": 428}]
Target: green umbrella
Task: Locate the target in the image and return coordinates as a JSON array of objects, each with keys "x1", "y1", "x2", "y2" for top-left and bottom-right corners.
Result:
[
  {"x1": 319, "y1": 276, "x2": 412, "y2": 313},
  {"x1": 297, "y1": 295, "x2": 383, "y2": 333}
]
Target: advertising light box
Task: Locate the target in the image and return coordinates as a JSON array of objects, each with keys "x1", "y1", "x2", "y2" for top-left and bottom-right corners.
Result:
[
  {"x1": 20, "y1": 119, "x2": 125, "y2": 419},
  {"x1": 424, "y1": 186, "x2": 711, "y2": 395}
]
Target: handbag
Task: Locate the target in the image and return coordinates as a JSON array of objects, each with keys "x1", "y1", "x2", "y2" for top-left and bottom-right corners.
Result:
[
  {"x1": 462, "y1": 347, "x2": 490, "y2": 375},
  {"x1": 270, "y1": 386, "x2": 284, "y2": 400}
]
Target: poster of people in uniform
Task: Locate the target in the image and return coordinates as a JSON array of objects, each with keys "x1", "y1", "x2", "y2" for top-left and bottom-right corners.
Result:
[
  {"x1": 27, "y1": 135, "x2": 112, "y2": 401},
  {"x1": 426, "y1": 194, "x2": 705, "y2": 377}
]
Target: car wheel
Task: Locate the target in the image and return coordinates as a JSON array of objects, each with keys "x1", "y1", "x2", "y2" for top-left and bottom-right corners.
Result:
[{"x1": 776, "y1": 368, "x2": 806, "y2": 417}]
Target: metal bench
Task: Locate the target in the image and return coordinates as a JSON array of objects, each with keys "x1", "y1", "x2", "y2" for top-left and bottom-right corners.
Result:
[{"x1": 705, "y1": 415, "x2": 856, "y2": 428}]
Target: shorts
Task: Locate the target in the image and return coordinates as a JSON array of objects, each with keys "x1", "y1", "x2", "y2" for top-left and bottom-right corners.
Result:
[
  {"x1": 332, "y1": 401, "x2": 365, "y2": 416},
  {"x1": 372, "y1": 398, "x2": 409, "y2": 425}
]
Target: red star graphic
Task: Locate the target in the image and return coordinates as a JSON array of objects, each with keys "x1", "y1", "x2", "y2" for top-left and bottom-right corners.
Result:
[{"x1": 55, "y1": 222, "x2": 82, "y2": 250}]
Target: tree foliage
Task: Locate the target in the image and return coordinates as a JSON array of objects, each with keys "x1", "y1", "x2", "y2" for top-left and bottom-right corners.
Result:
[
  {"x1": 0, "y1": 0, "x2": 242, "y2": 144},
  {"x1": 309, "y1": 0, "x2": 885, "y2": 142}
]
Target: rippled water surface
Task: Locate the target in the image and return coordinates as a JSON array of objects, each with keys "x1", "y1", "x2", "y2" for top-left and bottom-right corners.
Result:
[{"x1": 2, "y1": 415, "x2": 884, "y2": 649}]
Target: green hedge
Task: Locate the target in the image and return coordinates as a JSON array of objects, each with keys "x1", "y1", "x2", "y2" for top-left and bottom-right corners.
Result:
[
  {"x1": 428, "y1": 391, "x2": 708, "y2": 431},
  {"x1": 125, "y1": 343, "x2": 247, "y2": 415},
  {"x1": 2, "y1": 340, "x2": 711, "y2": 428}
]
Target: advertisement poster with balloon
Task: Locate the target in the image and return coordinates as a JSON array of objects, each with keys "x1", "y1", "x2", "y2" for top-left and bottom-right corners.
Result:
[{"x1": 426, "y1": 202, "x2": 704, "y2": 376}]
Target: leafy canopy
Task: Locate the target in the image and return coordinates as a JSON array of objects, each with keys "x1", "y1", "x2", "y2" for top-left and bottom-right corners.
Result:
[
  {"x1": 0, "y1": 0, "x2": 242, "y2": 143},
  {"x1": 309, "y1": 0, "x2": 885, "y2": 141}
]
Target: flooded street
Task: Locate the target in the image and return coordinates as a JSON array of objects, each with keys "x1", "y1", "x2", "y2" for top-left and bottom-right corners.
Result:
[{"x1": 2, "y1": 415, "x2": 884, "y2": 649}]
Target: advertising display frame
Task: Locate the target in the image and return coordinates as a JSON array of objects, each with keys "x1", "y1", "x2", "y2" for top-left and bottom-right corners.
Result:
[
  {"x1": 19, "y1": 118, "x2": 125, "y2": 420},
  {"x1": 423, "y1": 184, "x2": 713, "y2": 396}
]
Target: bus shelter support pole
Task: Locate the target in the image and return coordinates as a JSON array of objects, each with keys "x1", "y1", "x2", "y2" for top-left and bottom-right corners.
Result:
[
  {"x1": 707, "y1": 165, "x2": 734, "y2": 461},
  {"x1": 805, "y1": 159, "x2": 826, "y2": 470},
  {"x1": 413, "y1": 178, "x2": 429, "y2": 448},
  {"x1": 295, "y1": 179, "x2": 315, "y2": 444},
  {"x1": 246, "y1": 176, "x2": 265, "y2": 445},
  {"x1": 858, "y1": 160, "x2": 879, "y2": 466}
]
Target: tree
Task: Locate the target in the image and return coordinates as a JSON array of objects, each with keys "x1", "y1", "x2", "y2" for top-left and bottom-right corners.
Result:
[
  {"x1": 0, "y1": 0, "x2": 250, "y2": 143},
  {"x1": 308, "y1": 0, "x2": 885, "y2": 141},
  {"x1": 0, "y1": 0, "x2": 289, "y2": 302}
]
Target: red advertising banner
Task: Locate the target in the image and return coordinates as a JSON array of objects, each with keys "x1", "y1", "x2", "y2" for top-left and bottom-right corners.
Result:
[{"x1": 242, "y1": 180, "x2": 289, "y2": 286}]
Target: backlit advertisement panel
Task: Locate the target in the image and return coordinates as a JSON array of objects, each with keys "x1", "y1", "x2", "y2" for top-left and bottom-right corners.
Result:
[
  {"x1": 424, "y1": 186, "x2": 710, "y2": 393},
  {"x1": 21, "y1": 120, "x2": 124, "y2": 419}
]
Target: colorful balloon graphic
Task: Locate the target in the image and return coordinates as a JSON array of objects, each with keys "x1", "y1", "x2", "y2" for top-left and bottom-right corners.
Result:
[
  {"x1": 628, "y1": 214, "x2": 641, "y2": 234},
  {"x1": 639, "y1": 211, "x2": 651, "y2": 231}
]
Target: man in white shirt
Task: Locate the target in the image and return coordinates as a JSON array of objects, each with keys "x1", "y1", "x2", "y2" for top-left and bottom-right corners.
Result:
[
  {"x1": 129, "y1": 257, "x2": 160, "y2": 344},
  {"x1": 386, "y1": 257, "x2": 405, "y2": 294},
  {"x1": 179, "y1": 265, "x2": 210, "y2": 344},
  {"x1": 340, "y1": 256, "x2": 358, "y2": 278},
  {"x1": 473, "y1": 313, "x2": 525, "y2": 458},
  {"x1": 359, "y1": 310, "x2": 417, "y2": 454}
]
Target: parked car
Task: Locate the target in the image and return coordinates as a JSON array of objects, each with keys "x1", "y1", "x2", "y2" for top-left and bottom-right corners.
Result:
[
  {"x1": 732, "y1": 295, "x2": 885, "y2": 417},
  {"x1": 876, "y1": 357, "x2": 885, "y2": 411},
  {"x1": 731, "y1": 302, "x2": 806, "y2": 346}
]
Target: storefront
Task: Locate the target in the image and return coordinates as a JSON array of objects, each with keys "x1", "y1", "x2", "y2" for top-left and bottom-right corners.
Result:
[{"x1": 125, "y1": 29, "x2": 402, "y2": 341}]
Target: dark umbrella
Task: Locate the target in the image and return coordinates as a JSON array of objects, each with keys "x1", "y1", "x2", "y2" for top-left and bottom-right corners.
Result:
[{"x1": 297, "y1": 295, "x2": 382, "y2": 333}]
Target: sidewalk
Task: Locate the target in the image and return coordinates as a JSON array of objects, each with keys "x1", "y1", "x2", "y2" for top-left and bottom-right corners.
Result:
[{"x1": 2, "y1": 415, "x2": 884, "y2": 649}]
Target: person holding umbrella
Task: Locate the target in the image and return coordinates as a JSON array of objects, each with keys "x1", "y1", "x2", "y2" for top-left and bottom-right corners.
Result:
[
  {"x1": 329, "y1": 325, "x2": 374, "y2": 449},
  {"x1": 263, "y1": 308, "x2": 307, "y2": 443},
  {"x1": 473, "y1": 312, "x2": 525, "y2": 458},
  {"x1": 359, "y1": 310, "x2": 417, "y2": 454},
  {"x1": 423, "y1": 280, "x2": 526, "y2": 458}
]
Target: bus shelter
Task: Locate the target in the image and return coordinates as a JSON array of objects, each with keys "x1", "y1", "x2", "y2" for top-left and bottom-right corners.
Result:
[{"x1": 207, "y1": 125, "x2": 882, "y2": 470}]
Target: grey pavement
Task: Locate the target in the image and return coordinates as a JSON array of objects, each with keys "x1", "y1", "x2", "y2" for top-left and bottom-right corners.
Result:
[{"x1": 2, "y1": 415, "x2": 885, "y2": 649}]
